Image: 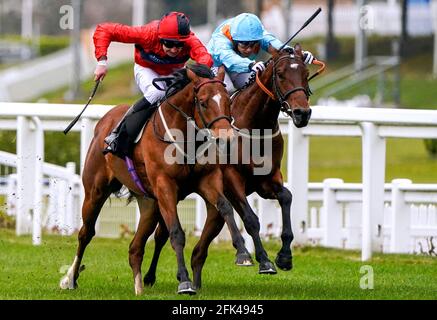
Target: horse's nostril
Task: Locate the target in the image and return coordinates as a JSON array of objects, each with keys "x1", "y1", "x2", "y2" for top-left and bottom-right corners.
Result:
[{"x1": 292, "y1": 109, "x2": 303, "y2": 117}]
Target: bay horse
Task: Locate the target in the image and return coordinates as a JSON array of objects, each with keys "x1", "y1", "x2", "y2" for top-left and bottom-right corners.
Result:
[
  {"x1": 59, "y1": 64, "x2": 252, "y2": 295},
  {"x1": 142, "y1": 45, "x2": 320, "y2": 289}
]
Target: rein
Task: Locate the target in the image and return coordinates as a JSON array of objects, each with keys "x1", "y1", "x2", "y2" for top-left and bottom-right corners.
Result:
[{"x1": 151, "y1": 77, "x2": 232, "y2": 159}]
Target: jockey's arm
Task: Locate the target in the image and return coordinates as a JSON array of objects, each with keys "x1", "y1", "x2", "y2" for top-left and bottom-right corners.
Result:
[
  {"x1": 93, "y1": 23, "x2": 151, "y2": 61},
  {"x1": 259, "y1": 29, "x2": 283, "y2": 52},
  {"x1": 93, "y1": 23, "x2": 151, "y2": 81},
  {"x1": 187, "y1": 36, "x2": 214, "y2": 68}
]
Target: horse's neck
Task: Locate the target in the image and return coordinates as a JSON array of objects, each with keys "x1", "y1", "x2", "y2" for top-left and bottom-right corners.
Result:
[
  {"x1": 159, "y1": 84, "x2": 194, "y2": 131},
  {"x1": 232, "y1": 66, "x2": 278, "y2": 130}
]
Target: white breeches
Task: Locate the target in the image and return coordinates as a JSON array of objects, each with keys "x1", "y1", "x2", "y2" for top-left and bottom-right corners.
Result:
[{"x1": 134, "y1": 63, "x2": 167, "y2": 104}]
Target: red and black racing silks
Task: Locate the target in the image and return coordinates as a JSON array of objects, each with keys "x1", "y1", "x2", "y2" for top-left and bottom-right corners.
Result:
[{"x1": 93, "y1": 20, "x2": 213, "y2": 75}]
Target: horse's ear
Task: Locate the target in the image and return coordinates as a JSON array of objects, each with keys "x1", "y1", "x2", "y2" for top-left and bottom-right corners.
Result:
[
  {"x1": 187, "y1": 68, "x2": 200, "y2": 84},
  {"x1": 294, "y1": 43, "x2": 303, "y2": 56},
  {"x1": 216, "y1": 65, "x2": 225, "y2": 82}
]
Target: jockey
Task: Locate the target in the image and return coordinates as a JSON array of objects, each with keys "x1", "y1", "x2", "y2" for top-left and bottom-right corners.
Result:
[
  {"x1": 93, "y1": 11, "x2": 213, "y2": 157},
  {"x1": 207, "y1": 13, "x2": 315, "y2": 91}
]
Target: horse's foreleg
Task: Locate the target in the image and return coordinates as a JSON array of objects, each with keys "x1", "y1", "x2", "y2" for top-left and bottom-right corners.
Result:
[
  {"x1": 191, "y1": 203, "x2": 225, "y2": 289},
  {"x1": 128, "y1": 197, "x2": 159, "y2": 295},
  {"x1": 143, "y1": 216, "x2": 169, "y2": 287},
  {"x1": 155, "y1": 177, "x2": 195, "y2": 295},
  {"x1": 224, "y1": 169, "x2": 276, "y2": 274},
  {"x1": 228, "y1": 196, "x2": 277, "y2": 274},
  {"x1": 60, "y1": 179, "x2": 114, "y2": 290},
  {"x1": 274, "y1": 185, "x2": 294, "y2": 271},
  {"x1": 197, "y1": 170, "x2": 252, "y2": 267}
]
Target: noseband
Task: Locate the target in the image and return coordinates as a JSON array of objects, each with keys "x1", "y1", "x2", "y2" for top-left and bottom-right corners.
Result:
[{"x1": 256, "y1": 54, "x2": 311, "y2": 107}]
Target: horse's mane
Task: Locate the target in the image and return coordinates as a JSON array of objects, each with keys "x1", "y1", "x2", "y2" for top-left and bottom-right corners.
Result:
[
  {"x1": 186, "y1": 63, "x2": 215, "y2": 79},
  {"x1": 164, "y1": 63, "x2": 214, "y2": 98}
]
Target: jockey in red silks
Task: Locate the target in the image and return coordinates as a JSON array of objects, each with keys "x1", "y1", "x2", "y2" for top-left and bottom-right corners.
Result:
[{"x1": 93, "y1": 11, "x2": 213, "y2": 158}]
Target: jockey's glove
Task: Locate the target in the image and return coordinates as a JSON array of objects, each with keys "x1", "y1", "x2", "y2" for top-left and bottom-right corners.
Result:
[
  {"x1": 303, "y1": 51, "x2": 315, "y2": 64},
  {"x1": 250, "y1": 61, "x2": 266, "y2": 73},
  {"x1": 211, "y1": 66, "x2": 219, "y2": 77}
]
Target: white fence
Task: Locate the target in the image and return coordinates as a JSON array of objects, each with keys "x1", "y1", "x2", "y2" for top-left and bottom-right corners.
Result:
[
  {"x1": 305, "y1": 179, "x2": 437, "y2": 255},
  {"x1": 0, "y1": 150, "x2": 81, "y2": 242},
  {"x1": 1, "y1": 102, "x2": 437, "y2": 260}
]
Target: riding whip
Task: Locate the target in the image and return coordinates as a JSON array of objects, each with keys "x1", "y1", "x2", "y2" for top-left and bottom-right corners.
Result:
[
  {"x1": 63, "y1": 80, "x2": 101, "y2": 135},
  {"x1": 278, "y1": 7, "x2": 322, "y2": 51}
]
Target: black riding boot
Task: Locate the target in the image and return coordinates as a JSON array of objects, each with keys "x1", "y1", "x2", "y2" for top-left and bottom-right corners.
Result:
[{"x1": 103, "y1": 97, "x2": 154, "y2": 158}]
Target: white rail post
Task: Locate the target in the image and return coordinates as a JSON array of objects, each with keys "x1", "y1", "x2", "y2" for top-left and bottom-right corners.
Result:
[
  {"x1": 360, "y1": 122, "x2": 385, "y2": 261},
  {"x1": 65, "y1": 162, "x2": 77, "y2": 234},
  {"x1": 79, "y1": 117, "x2": 95, "y2": 226},
  {"x1": 259, "y1": 200, "x2": 281, "y2": 238},
  {"x1": 32, "y1": 117, "x2": 44, "y2": 245},
  {"x1": 288, "y1": 123, "x2": 309, "y2": 245},
  {"x1": 390, "y1": 179, "x2": 412, "y2": 253},
  {"x1": 58, "y1": 180, "x2": 68, "y2": 235},
  {"x1": 80, "y1": 117, "x2": 95, "y2": 176},
  {"x1": 242, "y1": 194, "x2": 256, "y2": 254},
  {"x1": 322, "y1": 178, "x2": 344, "y2": 248},
  {"x1": 345, "y1": 202, "x2": 362, "y2": 249},
  {"x1": 6, "y1": 174, "x2": 18, "y2": 217},
  {"x1": 195, "y1": 194, "x2": 206, "y2": 237},
  {"x1": 16, "y1": 116, "x2": 36, "y2": 236}
]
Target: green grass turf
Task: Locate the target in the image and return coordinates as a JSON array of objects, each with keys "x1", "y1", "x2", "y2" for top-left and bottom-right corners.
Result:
[{"x1": 0, "y1": 229, "x2": 435, "y2": 300}]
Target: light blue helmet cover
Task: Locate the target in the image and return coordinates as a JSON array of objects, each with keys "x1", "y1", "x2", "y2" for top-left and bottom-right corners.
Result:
[{"x1": 230, "y1": 13, "x2": 263, "y2": 42}]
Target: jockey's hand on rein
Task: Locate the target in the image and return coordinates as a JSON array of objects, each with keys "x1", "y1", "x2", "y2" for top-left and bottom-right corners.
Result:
[
  {"x1": 250, "y1": 61, "x2": 266, "y2": 73},
  {"x1": 94, "y1": 59, "x2": 108, "y2": 81},
  {"x1": 302, "y1": 51, "x2": 315, "y2": 65}
]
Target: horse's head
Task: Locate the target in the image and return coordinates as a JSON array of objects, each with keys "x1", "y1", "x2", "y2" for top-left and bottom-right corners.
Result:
[
  {"x1": 270, "y1": 44, "x2": 312, "y2": 128},
  {"x1": 187, "y1": 64, "x2": 234, "y2": 142}
]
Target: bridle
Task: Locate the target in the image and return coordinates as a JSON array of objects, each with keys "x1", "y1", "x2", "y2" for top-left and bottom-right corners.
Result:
[
  {"x1": 255, "y1": 53, "x2": 311, "y2": 115},
  {"x1": 193, "y1": 79, "x2": 233, "y2": 129},
  {"x1": 152, "y1": 77, "x2": 232, "y2": 144}
]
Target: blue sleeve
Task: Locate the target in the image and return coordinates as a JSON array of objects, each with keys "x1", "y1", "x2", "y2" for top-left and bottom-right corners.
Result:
[
  {"x1": 260, "y1": 29, "x2": 283, "y2": 51},
  {"x1": 207, "y1": 33, "x2": 253, "y2": 73}
]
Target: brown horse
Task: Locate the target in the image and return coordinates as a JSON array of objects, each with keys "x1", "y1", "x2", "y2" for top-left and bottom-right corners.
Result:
[
  {"x1": 142, "y1": 45, "x2": 318, "y2": 289},
  {"x1": 59, "y1": 64, "x2": 252, "y2": 295}
]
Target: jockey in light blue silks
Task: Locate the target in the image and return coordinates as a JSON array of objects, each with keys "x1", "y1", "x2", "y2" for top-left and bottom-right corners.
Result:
[{"x1": 207, "y1": 13, "x2": 315, "y2": 92}]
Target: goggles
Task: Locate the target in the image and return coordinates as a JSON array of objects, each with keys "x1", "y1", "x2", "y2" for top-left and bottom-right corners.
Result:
[
  {"x1": 160, "y1": 39, "x2": 185, "y2": 48},
  {"x1": 236, "y1": 40, "x2": 259, "y2": 49}
]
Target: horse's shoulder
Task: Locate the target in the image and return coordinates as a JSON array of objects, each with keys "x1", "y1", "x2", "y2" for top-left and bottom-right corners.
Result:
[{"x1": 96, "y1": 104, "x2": 130, "y2": 130}]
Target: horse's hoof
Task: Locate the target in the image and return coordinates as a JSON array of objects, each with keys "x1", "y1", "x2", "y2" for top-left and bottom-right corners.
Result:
[
  {"x1": 235, "y1": 253, "x2": 254, "y2": 266},
  {"x1": 143, "y1": 273, "x2": 156, "y2": 287},
  {"x1": 258, "y1": 261, "x2": 277, "y2": 275},
  {"x1": 59, "y1": 275, "x2": 77, "y2": 290},
  {"x1": 275, "y1": 253, "x2": 293, "y2": 271},
  {"x1": 177, "y1": 281, "x2": 196, "y2": 295},
  {"x1": 134, "y1": 286, "x2": 144, "y2": 296}
]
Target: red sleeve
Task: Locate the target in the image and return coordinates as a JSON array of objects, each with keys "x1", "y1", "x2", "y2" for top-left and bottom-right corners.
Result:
[
  {"x1": 186, "y1": 35, "x2": 213, "y2": 68},
  {"x1": 93, "y1": 22, "x2": 153, "y2": 61}
]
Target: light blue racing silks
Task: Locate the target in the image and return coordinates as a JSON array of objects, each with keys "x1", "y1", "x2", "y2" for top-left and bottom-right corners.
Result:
[{"x1": 207, "y1": 13, "x2": 284, "y2": 74}]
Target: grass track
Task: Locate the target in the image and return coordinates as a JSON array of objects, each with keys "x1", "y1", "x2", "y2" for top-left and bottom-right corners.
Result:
[{"x1": 0, "y1": 230, "x2": 435, "y2": 300}]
